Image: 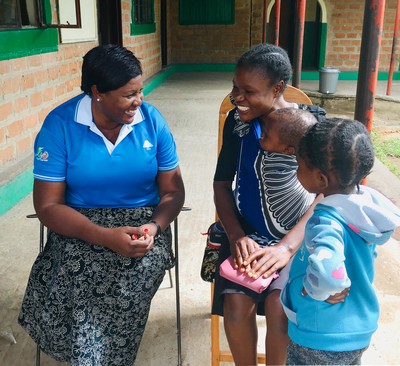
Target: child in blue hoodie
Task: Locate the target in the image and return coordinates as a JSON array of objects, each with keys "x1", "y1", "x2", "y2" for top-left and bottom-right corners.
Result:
[{"x1": 281, "y1": 118, "x2": 400, "y2": 365}]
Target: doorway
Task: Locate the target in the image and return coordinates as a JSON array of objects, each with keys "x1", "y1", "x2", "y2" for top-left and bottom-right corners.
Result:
[
  {"x1": 268, "y1": 0, "x2": 323, "y2": 70},
  {"x1": 98, "y1": 0, "x2": 123, "y2": 46}
]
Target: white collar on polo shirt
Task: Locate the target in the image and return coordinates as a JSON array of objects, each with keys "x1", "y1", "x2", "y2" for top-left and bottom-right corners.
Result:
[{"x1": 75, "y1": 94, "x2": 144, "y2": 154}]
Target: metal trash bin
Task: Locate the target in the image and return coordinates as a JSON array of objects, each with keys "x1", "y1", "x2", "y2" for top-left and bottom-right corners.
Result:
[{"x1": 319, "y1": 67, "x2": 340, "y2": 94}]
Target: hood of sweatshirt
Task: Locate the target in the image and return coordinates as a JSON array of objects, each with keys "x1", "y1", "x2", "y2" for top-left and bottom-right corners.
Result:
[{"x1": 316, "y1": 185, "x2": 400, "y2": 245}]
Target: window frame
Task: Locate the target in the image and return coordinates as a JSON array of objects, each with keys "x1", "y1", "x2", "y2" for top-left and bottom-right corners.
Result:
[
  {"x1": 0, "y1": 0, "x2": 41, "y2": 30},
  {"x1": 0, "y1": 0, "x2": 85, "y2": 61},
  {"x1": 59, "y1": 0, "x2": 97, "y2": 44},
  {"x1": 39, "y1": 0, "x2": 82, "y2": 29},
  {"x1": 130, "y1": 0, "x2": 155, "y2": 36},
  {"x1": 0, "y1": 0, "x2": 82, "y2": 30}
]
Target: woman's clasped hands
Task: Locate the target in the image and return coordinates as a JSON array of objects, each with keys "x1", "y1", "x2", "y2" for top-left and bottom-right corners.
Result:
[{"x1": 99, "y1": 222, "x2": 160, "y2": 258}]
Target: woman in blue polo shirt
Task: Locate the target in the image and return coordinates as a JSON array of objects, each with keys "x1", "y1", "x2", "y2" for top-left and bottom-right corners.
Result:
[{"x1": 18, "y1": 45, "x2": 185, "y2": 365}]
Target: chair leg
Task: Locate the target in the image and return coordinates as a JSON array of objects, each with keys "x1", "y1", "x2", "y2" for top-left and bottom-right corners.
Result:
[
  {"x1": 36, "y1": 344, "x2": 41, "y2": 366},
  {"x1": 211, "y1": 292, "x2": 221, "y2": 365},
  {"x1": 27, "y1": 214, "x2": 43, "y2": 366},
  {"x1": 167, "y1": 268, "x2": 173, "y2": 288},
  {"x1": 210, "y1": 290, "x2": 266, "y2": 364},
  {"x1": 173, "y1": 217, "x2": 182, "y2": 366},
  {"x1": 37, "y1": 223, "x2": 45, "y2": 365},
  {"x1": 39, "y1": 222, "x2": 45, "y2": 252}
]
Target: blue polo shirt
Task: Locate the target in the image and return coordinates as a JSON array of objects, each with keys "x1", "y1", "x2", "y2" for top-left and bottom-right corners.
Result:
[{"x1": 33, "y1": 94, "x2": 179, "y2": 208}]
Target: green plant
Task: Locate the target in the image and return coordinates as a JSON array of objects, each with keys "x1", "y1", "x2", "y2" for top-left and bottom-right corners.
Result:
[{"x1": 371, "y1": 131, "x2": 400, "y2": 178}]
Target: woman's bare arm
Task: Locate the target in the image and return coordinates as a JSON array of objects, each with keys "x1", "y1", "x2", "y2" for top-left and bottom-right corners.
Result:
[
  {"x1": 213, "y1": 180, "x2": 245, "y2": 243},
  {"x1": 214, "y1": 180, "x2": 260, "y2": 269},
  {"x1": 150, "y1": 167, "x2": 185, "y2": 231},
  {"x1": 33, "y1": 180, "x2": 153, "y2": 257},
  {"x1": 244, "y1": 194, "x2": 324, "y2": 278}
]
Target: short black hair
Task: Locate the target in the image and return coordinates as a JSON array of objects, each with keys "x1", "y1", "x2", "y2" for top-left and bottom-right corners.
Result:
[
  {"x1": 267, "y1": 108, "x2": 318, "y2": 149},
  {"x1": 297, "y1": 118, "x2": 375, "y2": 189},
  {"x1": 236, "y1": 43, "x2": 292, "y2": 88},
  {"x1": 81, "y1": 44, "x2": 142, "y2": 96}
]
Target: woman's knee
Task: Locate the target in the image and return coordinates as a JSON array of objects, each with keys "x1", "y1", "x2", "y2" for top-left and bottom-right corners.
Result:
[
  {"x1": 265, "y1": 289, "x2": 283, "y2": 309},
  {"x1": 223, "y1": 293, "x2": 257, "y2": 324},
  {"x1": 265, "y1": 290, "x2": 288, "y2": 331}
]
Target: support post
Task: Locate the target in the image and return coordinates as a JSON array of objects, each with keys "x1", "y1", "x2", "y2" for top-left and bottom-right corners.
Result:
[
  {"x1": 262, "y1": 0, "x2": 269, "y2": 43},
  {"x1": 386, "y1": 0, "x2": 400, "y2": 96},
  {"x1": 274, "y1": 0, "x2": 281, "y2": 45},
  {"x1": 292, "y1": 0, "x2": 306, "y2": 88},
  {"x1": 354, "y1": 0, "x2": 386, "y2": 132}
]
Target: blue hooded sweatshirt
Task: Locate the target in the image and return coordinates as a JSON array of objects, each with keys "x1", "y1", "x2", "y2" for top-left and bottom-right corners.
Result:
[{"x1": 281, "y1": 185, "x2": 400, "y2": 352}]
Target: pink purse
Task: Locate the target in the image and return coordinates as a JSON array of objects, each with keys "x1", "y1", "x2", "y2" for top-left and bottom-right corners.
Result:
[{"x1": 219, "y1": 256, "x2": 279, "y2": 294}]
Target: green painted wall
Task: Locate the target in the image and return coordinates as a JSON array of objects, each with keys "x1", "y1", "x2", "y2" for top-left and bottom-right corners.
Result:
[{"x1": 0, "y1": 28, "x2": 58, "y2": 61}]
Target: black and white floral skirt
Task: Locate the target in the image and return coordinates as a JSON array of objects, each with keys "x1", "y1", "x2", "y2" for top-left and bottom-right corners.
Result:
[{"x1": 18, "y1": 207, "x2": 174, "y2": 366}]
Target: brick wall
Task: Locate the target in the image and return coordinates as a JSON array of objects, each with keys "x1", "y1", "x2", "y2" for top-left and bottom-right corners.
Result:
[
  {"x1": 169, "y1": 0, "x2": 399, "y2": 71},
  {"x1": 1, "y1": 0, "x2": 399, "y2": 190},
  {"x1": 0, "y1": 0, "x2": 163, "y2": 186},
  {"x1": 379, "y1": 0, "x2": 400, "y2": 71},
  {"x1": 325, "y1": 0, "x2": 399, "y2": 70},
  {"x1": 0, "y1": 42, "x2": 95, "y2": 184},
  {"x1": 122, "y1": 0, "x2": 163, "y2": 79},
  {"x1": 169, "y1": 0, "x2": 265, "y2": 64}
]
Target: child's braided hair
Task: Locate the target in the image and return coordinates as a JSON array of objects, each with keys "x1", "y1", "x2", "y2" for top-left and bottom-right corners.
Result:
[{"x1": 297, "y1": 118, "x2": 375, "y2": 189}]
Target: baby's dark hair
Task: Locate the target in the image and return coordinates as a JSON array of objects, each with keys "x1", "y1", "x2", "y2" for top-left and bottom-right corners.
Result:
[
  {"x1": 297, "y1": 118, "x2": 374, "y2": 189},
  {"x1": 267, "y1": 108, "x2": 318, "y2": 149},
  {"x1": 236, "y1": 43, "x2": 292, "y2": 89},
  {"x1": 81, "y1": 44, "x2": 142, "y2": 96}
]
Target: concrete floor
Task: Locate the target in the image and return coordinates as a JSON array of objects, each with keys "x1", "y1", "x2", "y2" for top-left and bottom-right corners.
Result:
[{"x1": 0, "y1": 73, "x2": 400, "y2": 365}]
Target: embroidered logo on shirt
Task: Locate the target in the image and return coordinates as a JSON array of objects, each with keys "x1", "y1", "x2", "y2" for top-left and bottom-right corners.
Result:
[
  {"x1": 35, "y1": 147, "x2": 49, "y2": 162},
  {"x1": 143, "y1": 140, "x2": 153, "y2": 150}
]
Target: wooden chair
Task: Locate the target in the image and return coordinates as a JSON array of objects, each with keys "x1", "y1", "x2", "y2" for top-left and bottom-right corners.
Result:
[{"x1": 211, "y1": 85, "x2": 313, "y2": 366}]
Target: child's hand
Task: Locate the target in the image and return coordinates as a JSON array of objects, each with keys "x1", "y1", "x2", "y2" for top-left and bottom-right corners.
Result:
[
  {"x1": 244, "y1": 244, "x2": 291, "y2": 279},
  {"x1": 302, "y1": 287, "x2": 350, "y2": 303},
  {"x1": 325, "y1": 287, "x2": 350, "y2": 304}
]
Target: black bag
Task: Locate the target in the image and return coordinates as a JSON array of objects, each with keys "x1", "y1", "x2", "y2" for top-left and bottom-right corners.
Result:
[
  {"x1": 298, "y1": 104, "x2": 327, "y2": 122},
  {"x1": 200, "y1": 222, "x2": 228, "y2": 282}
]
